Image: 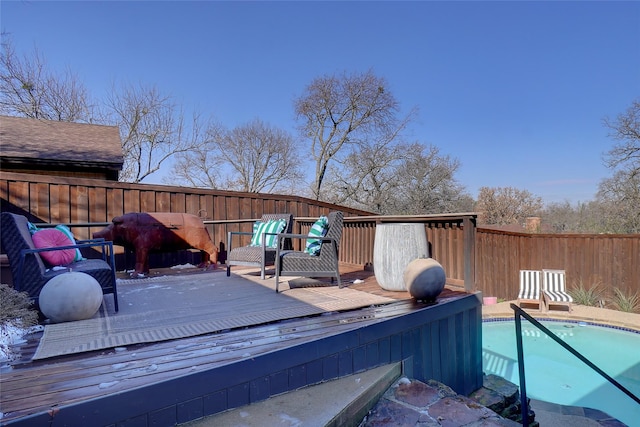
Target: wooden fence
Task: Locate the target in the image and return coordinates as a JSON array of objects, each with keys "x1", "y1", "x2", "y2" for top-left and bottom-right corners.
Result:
[
  {"x1": 476, "y1": 228, "x2": 640, "y2": 301},
  {"x1": 1, "y1": 171, "x2": 638, "y2": 299},
  {"x1": 0, "y1": 171, "x2": 371, "y2": 244},
  {"x1": 0, "y1": 172, "x2": 476, "y2": 291},
  {"x1": 300, "y1": 214, "x2": 476, "y2": 291}
]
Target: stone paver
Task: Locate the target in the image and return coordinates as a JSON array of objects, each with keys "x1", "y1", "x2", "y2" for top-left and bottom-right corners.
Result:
[{"x1": 362, "y1": 377, "x2": 522, "y2": 427}]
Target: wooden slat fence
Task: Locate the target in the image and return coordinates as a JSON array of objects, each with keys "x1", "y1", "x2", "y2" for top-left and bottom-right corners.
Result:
[
  {"x1": 476, "y1": 228, "x2": 640, "y2": 301},
  {"x1": 0, "y1": 171, "x2": 372, "y2": 246},
  {"x1": 0, "y1": 172, "x2": 476, "y2": 291},
  {"x1": 292, "y1": 214, "x2": 475, "y2": 291},
  {"x1": 2, "y1": 171, "x2": 638, "y2": 300}
]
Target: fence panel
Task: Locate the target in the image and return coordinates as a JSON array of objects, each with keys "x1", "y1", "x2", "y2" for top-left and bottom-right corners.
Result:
[
  {"x1": 476, "y1": 228, "x2": 640, "y2": 301},
  {"x1": 2, "y1": 171, "x2": 637, "y2": 299}
]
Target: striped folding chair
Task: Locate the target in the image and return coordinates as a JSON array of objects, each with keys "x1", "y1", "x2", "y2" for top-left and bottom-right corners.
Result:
[
  {"x1": 542, "y1": 269, "x2": 573, "y2": 312},
  {"x1": 517, "y1": 270, "x2": 544, "y2": 311}
]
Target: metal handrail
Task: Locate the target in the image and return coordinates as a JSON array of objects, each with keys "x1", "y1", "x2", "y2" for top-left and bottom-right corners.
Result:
[{"x1": 510, "y1": 303, "x2": 640, "y2": 427}]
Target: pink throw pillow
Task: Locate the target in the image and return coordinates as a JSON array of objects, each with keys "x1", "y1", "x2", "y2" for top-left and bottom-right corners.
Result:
[{"x1": 32, "y1": 229, "x2": 76, "y2": 267}]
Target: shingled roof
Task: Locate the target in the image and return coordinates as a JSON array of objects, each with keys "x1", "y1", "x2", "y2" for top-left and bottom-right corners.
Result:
[{"x1": 0, "y1": 115, "x2": 123, "y2": 178}]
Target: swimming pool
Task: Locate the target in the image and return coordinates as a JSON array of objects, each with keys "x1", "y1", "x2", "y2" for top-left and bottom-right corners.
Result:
[{"x1": 482, "y1": 319, "x2": 640, "y2": 427}]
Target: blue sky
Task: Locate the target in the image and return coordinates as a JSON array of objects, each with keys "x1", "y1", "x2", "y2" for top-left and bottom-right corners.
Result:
[{"x1": 2, "y1": 1, "x2": 639, "y2": 205}]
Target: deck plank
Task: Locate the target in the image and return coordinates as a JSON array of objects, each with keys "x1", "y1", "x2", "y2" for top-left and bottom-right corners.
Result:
[{"x1": 0, "y1": 265, "x2": 467, "y2": 422}]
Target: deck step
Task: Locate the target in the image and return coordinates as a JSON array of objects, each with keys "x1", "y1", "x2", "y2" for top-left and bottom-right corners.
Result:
[{"x1": 179, "y1": 363, "x2": 402, "y2": 427}]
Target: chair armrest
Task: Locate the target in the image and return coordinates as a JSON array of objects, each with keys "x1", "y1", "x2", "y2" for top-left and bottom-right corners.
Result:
[
  {"x1": 276, "y1": 232, "x2": 309, "y2": 240},
  {"x1": 17, "y1": 240, "x2": 116, "y2": 282},
  {"x1": 275, "y1": 233, "x2": 338, "y2": 253},
  {"x1": 276, "y1": 233, "x2": 337, "y2": 243},
  {"x1": 228, "y1": 231, "x2": 253, "y2": 237},
  {"x1": 20, "y1": 240, "x2": 114, "y2": 256}
]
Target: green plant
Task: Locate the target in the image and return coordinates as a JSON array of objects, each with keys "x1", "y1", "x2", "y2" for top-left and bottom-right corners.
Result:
[
  {"x1": 569, "y1": 279, "x2": 605, "y2": 307},
  {"x1": 611, "y1": 287, "x2": 640, "y2": 313},
  {"x1": 0, "y1": 284, "x2": 39, "y2": 327}
]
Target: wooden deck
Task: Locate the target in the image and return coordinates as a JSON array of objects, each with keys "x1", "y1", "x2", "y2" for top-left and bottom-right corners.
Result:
[{"x1": 0, "y1": 265, "x2": 479, "y2": 426}]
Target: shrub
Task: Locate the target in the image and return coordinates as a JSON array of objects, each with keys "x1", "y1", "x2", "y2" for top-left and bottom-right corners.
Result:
[
  {"x1": 611, "y1": 287, "x2": 640, "y2": 313},
  {"x1": 569, "y1": 279, "x2": 605, "y2": 307},
  {"x1": 0, "y1": 284, "x2": 39, "y2": 327}
]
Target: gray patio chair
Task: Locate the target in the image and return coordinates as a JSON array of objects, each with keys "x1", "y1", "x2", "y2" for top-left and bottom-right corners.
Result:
[
  {"x1": 0, "y1": 212, "x2": 119, "y2": 311},
  {"x1": 274, "y1": 211, "x2": 343, "y2": 293},
  {"x1": 226, "y1": 213, "x2": 294, "y2": 279}
]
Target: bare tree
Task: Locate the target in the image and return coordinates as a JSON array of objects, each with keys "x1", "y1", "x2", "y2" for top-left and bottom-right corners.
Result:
[
  {"x1": 595, "y1": 98, "x2": 640, "y2": 233},
  {"x1": 541, "y1": 200, "x2": 602, "y2": 233},
  {"x1": 323, "y1": 142, "x2": 471, "y2": 214},
  {"x1": 594, "y1": 170, "x2": 640, "y2": 233},
  {"x1": 391, "y1": 144, "x2": 471, "y2": 215},
  {"x1": 603, "y1": 98, "x2": 640, "y2": 179},
  {"x1": 171, "y1": 119, "x2": 303, "y2": 193},
  {"x1": 475, "y1": 187, "x2": 543, "y2": 226},
  {"x1": 321, "y1": 141, "x2": 400, "y2": 212},
  {"x1": 0, "y1": 36, "x2": 93, "y2": 122},
  {"x1": 294, "y1": 70, "x2": 415, "y2": 200},
  {"x1": 1, "y1": 38, "x2": 199, "y2": 183},
  {"x1": 169, "y1": 119, "x2": 224, "y2": 189},
  {"x1": 105, "y1": 83, "x2": 203, "y2": 183}
]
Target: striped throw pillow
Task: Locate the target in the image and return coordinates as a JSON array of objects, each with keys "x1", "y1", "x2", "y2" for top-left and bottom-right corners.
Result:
[
  {"x1": 304, "y1": 216, "x2": 329, "y2": 256},
  {"x1": 250, "y1": 219, "x2": 286, "y2": 248}
]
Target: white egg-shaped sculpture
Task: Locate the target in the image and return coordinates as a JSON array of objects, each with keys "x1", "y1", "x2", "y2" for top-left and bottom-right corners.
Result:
[
  {"x1": 403, "y1": 258, "x2": 446, "y2": 302},
  {"x1": 39, "y1": 272, "x2": 103, "y2": 323}
]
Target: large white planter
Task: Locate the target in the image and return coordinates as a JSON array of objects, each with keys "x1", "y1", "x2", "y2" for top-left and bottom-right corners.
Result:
[{"x1": 373, "y1": 223, "x2": 429, "y2": 291}]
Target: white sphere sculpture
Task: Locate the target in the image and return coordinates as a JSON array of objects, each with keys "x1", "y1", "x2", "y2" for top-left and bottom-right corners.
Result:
[
  {"x1": 39, "y1": 272, "x2": 103, "y2": 323},
  {"x1": 403, "y1": 258, "x2": 446, "y2": 302}
]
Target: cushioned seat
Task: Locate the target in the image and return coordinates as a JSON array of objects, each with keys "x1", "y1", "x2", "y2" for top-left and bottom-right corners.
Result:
[
  {"x1": 543, "y1": 269, "x2": 573, "y2": 312},
  {"x1": 517, "y1": 270, "x2": 543, "y2": 311},
  {"x1": 226, "y1": 214, "x2": 294, "y2": 279},
  {"x1": 274, "y1": 211, "x2": 343, "y2": 293}
]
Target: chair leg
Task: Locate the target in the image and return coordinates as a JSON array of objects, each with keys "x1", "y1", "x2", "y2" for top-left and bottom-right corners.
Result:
[
  {"x1": 334, "y1": 260, "x2": 342, "y2": 288},
  {"x1": 110, "y1": 270, "x2": 119, "y2": 313},
  {"x1": 274, "y1": 252, "x2": 280, "y2": 293},
  {"x1": 226, "y1": 265, "x2": 231, "y2": 277}
]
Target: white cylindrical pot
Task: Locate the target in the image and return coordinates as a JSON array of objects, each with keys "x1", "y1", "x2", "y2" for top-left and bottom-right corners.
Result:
[{"x1": 373, "y1": 223, "x2": 429, "y2": 291}]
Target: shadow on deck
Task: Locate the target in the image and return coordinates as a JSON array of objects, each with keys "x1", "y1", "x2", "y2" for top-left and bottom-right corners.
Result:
[{"x1": 0, "y1": 264, "x2": 483, "y2": 426}]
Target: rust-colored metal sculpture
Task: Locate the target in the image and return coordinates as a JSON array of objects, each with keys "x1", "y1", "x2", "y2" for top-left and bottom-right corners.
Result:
[{"x1": 94, "y1": 212, "x2": 218, "y2": 277}]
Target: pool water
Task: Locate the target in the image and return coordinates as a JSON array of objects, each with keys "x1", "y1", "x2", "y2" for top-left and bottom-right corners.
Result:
[{"x1": 482, "y1": 320, "x2": 640, "y2": 427}]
